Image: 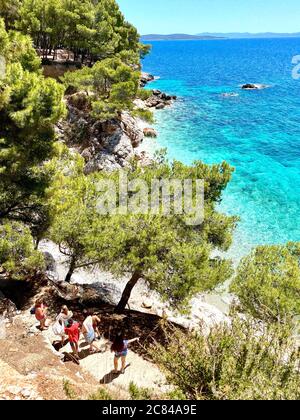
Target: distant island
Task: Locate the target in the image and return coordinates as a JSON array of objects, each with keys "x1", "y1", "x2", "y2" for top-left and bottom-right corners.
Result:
[
  {"x1": 198, "y1": 32, "x2": 300, "y2": 39},
  {"x1": 141, "y1": 32, "x2": 300, "y2": 41},
  {"x1": 140, "y1": 34, "x2": 224, "y2": 41}
]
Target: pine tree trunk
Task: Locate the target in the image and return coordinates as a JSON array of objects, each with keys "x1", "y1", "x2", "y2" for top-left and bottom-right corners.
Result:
[
  {"x1": 115, "y1": 271, "x2": 141, "y2": 313},
  {"x1": 65, "y1": 257, "x2": 76, "y2": 283}
]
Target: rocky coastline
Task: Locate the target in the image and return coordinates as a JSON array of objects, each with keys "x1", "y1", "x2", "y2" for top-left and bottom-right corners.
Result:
[
  {"x1": 56, "y1": 72, "x2": 176, "y2": 173},
  {"x1": 50, "y1": 77, "x2": 228, "y2": 330}
]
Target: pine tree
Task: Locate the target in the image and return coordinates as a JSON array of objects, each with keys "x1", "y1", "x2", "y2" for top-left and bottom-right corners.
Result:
[
  {"x1": 0, "y1": 19, "x2": 65, "y2": 224},
  {"x1": 48, "y1": 152, "x2": 237, "y2": 312}
]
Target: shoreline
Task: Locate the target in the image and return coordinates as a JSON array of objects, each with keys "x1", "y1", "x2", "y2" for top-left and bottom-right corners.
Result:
[
  {"x1": 56, "y1": 73, "x2": 233, "y2": 321},
  {"x1": 136, "y1": 73, "x2": 236, "y2": 313}
]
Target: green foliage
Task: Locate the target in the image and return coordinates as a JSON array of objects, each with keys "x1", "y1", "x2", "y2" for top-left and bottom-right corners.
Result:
[
  {"x1": 136, "y1": 89, "x2": 152, "y2": 101},
  {"x1": 63, "y1": 379, "x2": 77, "y2": 400},
  {"x1": 48, "y1": 155, "x2": 237, "y2": 310},
  {"x1": 63, "y1": 57, "x2": 140, "y2": 121},
  {"x1": 47, "y1": 149, "x2": 101, "y2": 282},
  {"x1": 129, "y1": 381, "x2": 186, "y2": 401},
  {"x1": 165, "y1": 389, "x2": 187, "y2": 400},
  {"x1": 0, "y1": 221, "x2": 44, "y2": 278},
  {"x1": 129, "y1": 382, "x2": 153, "y2": 400},
  {"x1": 139, "y1": 43, "x2": 151, "y2": 59},
  {"x1": 151, "y1": 319, "x2": 300, "y2": 400},
  {"x1": 0, "y1": 19, "x2": 66, "y2": 223},
  {"x1": 89, "y1": 388, "x2": 113, "y2": 400},
  {"x1": 132, "y1": 108, "x2": 155, "y2": 124},
  {"x1": 63, "y1": 380, "x2": 113, "y2": 401},
  {"x1": 0, "y1": 0, "x2": 21, "y2": 29},
  {"x1": 0, "y1": 18, "x2": 41, "y2": 72},
  {"x1": 16, "y1": 0, "x2": 146, "y2": 63},
  {"x1": 231, "y1": 243, "x2": 300, "y2": 324}
]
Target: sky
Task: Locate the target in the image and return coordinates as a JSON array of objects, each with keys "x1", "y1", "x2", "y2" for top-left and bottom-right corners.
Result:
[{"x1": 117, "y1": 0, "x2": 300, "y2": 34}]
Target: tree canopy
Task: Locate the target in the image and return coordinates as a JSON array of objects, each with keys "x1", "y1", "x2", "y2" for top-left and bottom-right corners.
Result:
[
  {"x1": 16, "y1": 0, "x2": 148, "y2": 63},
  {"x1": 0, "y1": 220, "x2": 44, "y2": 279},
  {"x1": 62, "y1": 56, "x2": 141, "y2": 121},
  {"x1": 48, "y1": 151, "x2": 237, "y2": 312},
  {"x1": 0, "y1": 19, "x2": 66, "y2": 223},
  {"x1": 0, "y1": 18, "x2": 65, "y2": 279},
  {"x1": 231, "y1": 243, "x2": 300, "y2": 324},
  {"x1": 0, "y1": 0, "x2": 21, "y2": 29}
]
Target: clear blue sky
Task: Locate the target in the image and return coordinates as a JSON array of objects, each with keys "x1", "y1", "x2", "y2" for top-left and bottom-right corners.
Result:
[{"x1": 117, "y1": 0, "x2": 300, "y2": 34}]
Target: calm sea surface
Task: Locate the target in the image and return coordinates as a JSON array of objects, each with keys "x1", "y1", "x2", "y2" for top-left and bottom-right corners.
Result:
[{"x1": 142, "y1": 38, "x2": 300, "y2": 260}]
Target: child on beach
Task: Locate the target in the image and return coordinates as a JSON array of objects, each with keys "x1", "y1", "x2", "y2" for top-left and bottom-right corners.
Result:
[
  {"x1": 65, "y1": 319, "x2": 80, "y2": 360},
  {"x1": 111, "y1": 331, "x2": 139, "y2": 374},
  {"x1": 34, "y1": 300, "x2": 48, "y2": 331}
]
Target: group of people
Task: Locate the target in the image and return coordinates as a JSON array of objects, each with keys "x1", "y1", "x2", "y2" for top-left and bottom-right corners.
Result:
[{"x1": 33, "y1": 300, "x2": 139, "y2": 373}]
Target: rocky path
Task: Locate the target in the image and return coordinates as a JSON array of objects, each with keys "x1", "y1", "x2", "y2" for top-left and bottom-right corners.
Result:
[
  {"x1": 0, "y1": 306, "x2": 168, "y2": 400},
  {"x1": 0, "y1": 314, "x2": 101, "y2": 400},
  {"x1": 60, "y1": 338, "x2": 168, "y2": 397}
]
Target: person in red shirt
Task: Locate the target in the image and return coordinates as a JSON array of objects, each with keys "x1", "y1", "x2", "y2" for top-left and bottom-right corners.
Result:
[{"x1": 65, "y1": 319, "x2": 80, "y2": 359}]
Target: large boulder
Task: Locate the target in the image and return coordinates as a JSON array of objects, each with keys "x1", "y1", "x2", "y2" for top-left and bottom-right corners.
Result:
[
  {"x1": 145, "y1": 96, "x2": 161, "y2": 108},
  {"x1": 43, "y1": 252, "x2": 57, "y2": 273},
  {"x1": 145, "y1": 91, "x2": 176, "y2": 110},
  {"x1": 155, "y1": 103, "x2": 166, "y2": 110},
  {"x1": 152, "y1": 89, "x2": 162, "y2": 96},
  {"x1": 0, "y1": 291, "x2": 17, "y2": 320},
  {"x1": 143, "y1": 128, "x2": 158, "y2": 138},
  {"x1": 140, "y1": 72, "x2": 155, "y2": 87},
  {"x1": 43, "y1": 252, "x2": 59, "y2": 282},
  {"x1": 241, "y1": 83, "x2": 259, "y2": 90},
  {"x1": 120, "y1": 112, "x2": 144, "y2": 148},
  {"x1": 61, "y1": 99, "x2": 144, "y2": 174},
  {"x1": 84, "y1": 131, "x2": 134, "y2": 173}
]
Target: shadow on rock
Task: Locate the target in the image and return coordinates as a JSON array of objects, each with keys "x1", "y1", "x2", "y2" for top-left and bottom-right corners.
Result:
[{"x1": 100, "y1": 364, "x2": 131, "y2": 385}]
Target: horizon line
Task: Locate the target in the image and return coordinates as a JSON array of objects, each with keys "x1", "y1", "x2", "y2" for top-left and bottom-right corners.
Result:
[{"x1": 142, "y1": 31, "x2": 300, "y2": 36}]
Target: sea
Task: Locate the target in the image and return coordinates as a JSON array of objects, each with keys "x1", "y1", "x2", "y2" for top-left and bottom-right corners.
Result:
[{"x1": 142, "y1": 38, "x2": 300, "y2": 262}]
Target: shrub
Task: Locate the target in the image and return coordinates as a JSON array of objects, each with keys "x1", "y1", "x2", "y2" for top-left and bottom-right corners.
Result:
[
  {"x1": 231, "y1": 243, "x2": 300, "y2": 324},
  {"x1": 150, "y1": 319, "x2": 300, "y2": 400}
]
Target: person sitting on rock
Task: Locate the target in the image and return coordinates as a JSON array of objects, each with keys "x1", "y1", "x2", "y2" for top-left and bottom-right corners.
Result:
[{"x1": 111, "y1": 331, "x2": 140, "y2": 374}]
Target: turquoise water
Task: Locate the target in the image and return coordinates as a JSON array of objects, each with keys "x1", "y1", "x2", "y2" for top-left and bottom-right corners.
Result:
[{"x1": 142, "y1": 39, "x2": 300, "y2": 260}]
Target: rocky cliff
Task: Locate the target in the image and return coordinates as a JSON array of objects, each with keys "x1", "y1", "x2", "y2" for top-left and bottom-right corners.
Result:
[{"x1": 56, "y1": 74, "x2": 176, "y2": 173}]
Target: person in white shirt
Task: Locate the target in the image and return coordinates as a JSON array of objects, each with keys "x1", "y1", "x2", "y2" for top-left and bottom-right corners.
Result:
[
  {"x1": 82, "y1": 312, "x2": 101, "y2": 354},
  {"x1": 53, "y1": 305, "x2": 73, "y2": 346}
]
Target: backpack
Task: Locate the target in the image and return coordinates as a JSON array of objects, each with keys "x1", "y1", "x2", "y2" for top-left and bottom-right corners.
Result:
[{"x1": 30, "y1": 307, "x2": 36, "y2": 315}]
